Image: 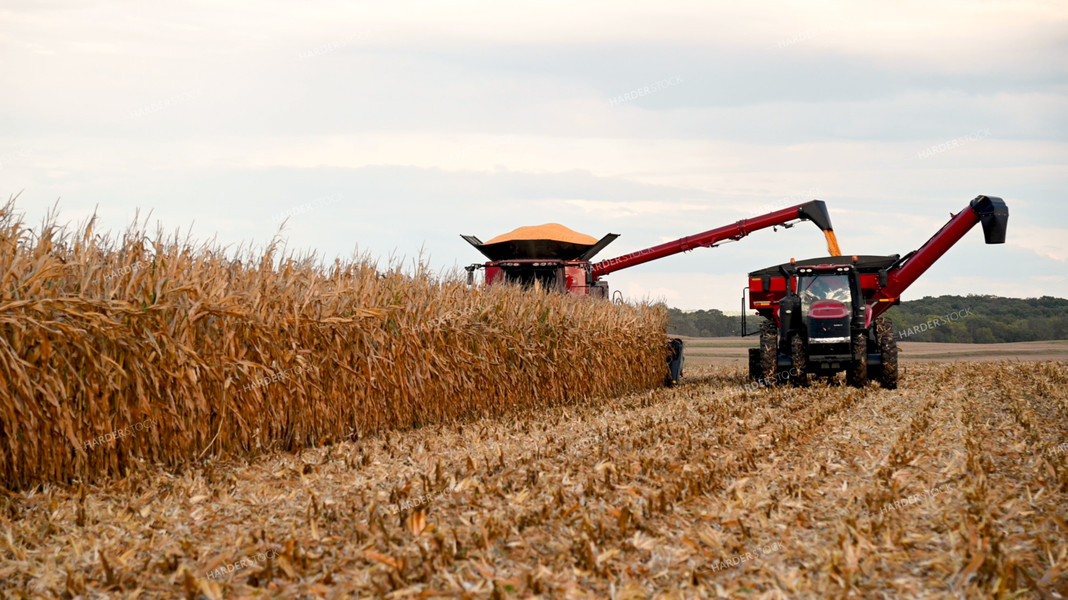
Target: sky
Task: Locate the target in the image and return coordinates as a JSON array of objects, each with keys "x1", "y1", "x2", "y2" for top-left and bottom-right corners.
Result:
[{"x1": 1, "y1": 0, "x2": 1066, "y2": 311}]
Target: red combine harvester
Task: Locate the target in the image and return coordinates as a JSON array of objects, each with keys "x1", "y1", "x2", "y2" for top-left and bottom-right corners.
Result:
[
  {"x1": 463, "y1": 200, "x2": 841, "y2": 385},
  {"x1": 744, "y1": 195, "x2": 1008, "y2": 389}
]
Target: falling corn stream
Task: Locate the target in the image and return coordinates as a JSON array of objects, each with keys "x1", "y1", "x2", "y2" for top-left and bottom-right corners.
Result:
[{"x1": 824, "y1": 229, "x2": 842, "y2": 256}]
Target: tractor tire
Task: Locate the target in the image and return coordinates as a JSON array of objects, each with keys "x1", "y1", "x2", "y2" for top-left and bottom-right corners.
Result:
[
  {"x1": 748, "y1": 348, "x2": 761, "y2": 382},
  {"x1": 759, "y1": 320, "x2": 779, "y2": 386},
  {"x1": 846, "y1": 330, "x2": 868, "y2": 388},
  {"x1": 875, "y1": 317, "x2": 898, "y2": 389},
  {"x1": 789, "y1": 335, "x2": 809, "y2": 386}
]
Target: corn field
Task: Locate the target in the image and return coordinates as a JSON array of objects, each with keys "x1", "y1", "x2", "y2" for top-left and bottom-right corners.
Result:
[{"x1": 0, "y1": 202, "x2": 667, "y2": 489}]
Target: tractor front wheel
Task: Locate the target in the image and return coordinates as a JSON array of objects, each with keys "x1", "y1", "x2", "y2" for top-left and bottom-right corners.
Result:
[{"x1": 846, "y1": 330, "x2": 868, "y2": 388}]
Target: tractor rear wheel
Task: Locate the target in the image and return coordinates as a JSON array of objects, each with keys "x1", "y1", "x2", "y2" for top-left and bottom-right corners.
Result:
[
  {"x1": 875, "y1": 317, "x2": 898, "y2": 389},
  {"x1": 846, "y1": 330, "x2": 868, "y2": 388},
  {"x1": 748, "y1": 348, "x2": 761, "y2": 382},
  {"x1": 759, "y1": 320, "x2": 778, "y2": 386}
]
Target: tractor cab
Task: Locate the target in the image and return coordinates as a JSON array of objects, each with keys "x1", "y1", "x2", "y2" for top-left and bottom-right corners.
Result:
[{"x1": 795, "y1": 266, "x2": 863, "y2": 346}]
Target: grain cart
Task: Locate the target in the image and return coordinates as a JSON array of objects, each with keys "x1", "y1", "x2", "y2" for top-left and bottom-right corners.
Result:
[
  {"x1": 463, "y1": 200, "x2": 842, "y2": 385},
  {"x1": 744, "y1": 195, "x2": 1008, "y2": 389}
]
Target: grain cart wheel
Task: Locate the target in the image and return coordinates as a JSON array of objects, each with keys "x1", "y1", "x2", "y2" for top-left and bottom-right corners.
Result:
[
  {"x1": 789, "y1": 335, "x2": 809, "y2": 386},
  {"x1": 846, "y1": 330, "x2": 868, "y2": 388},
  {"x1": 875, "y1": 317, "x2": 898, "y2": 389},
  {"x1": 748, "y1": 348, "x2": 761, "y2": 382},
  {"x1": 758, "y1": 320, "x2": 778, "y2": 386}
]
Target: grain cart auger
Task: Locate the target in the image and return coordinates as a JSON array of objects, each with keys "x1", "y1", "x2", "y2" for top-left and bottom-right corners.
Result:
[
  {"x1": 462, "y1": 200, "x2": 841, "y2": 386},
  {"x1": 744, "y1": 195, "x2": 1008, "y2": 389}
]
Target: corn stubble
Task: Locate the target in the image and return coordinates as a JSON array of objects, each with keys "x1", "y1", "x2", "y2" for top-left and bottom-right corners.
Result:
[
  {"x1": 0, "y1": 202, "x2": 667, "y2": 489},
  {"x1": 2, "y1": 362, "x2": 1065, "y2": 598}
]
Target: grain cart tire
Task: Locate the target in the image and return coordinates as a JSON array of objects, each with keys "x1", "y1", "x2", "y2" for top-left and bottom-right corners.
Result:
[
  {"x1": 846, "y1": 330, "x2": 868, "y2": 388},
  {"x1": 875, "y1": 317, "x2": 898, "y2": 389},
  {"x1": 759, "y1": 320, "x2": 778, "y2": 386},
  {"x1": 748, "y1": 348, "x2": 761, "y2": 382},
  {"x1": 789, "y1": 335, "x2": 809, "y2": 386}
]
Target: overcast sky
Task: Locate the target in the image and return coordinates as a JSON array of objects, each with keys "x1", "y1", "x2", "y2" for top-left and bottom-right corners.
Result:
[{"x1": 2, "y1": 1, "x2": 1066, "y2": 310}]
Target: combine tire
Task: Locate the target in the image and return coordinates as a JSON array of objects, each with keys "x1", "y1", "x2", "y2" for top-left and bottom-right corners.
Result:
[
  {"x1": 665, "y1": 338, "x2": 684, "y2": 387},
  {"x1": 846, "y1": 330, "x2": 868, "y2": 388},
  {"x1": 759, "y1": 320, "x2": 778, "y2": 386},
  {"x1": 789, "y1": 335, "x2": 808, "y2": 386},
  {"x1": 748, "y1": 348, "x2": 761, "y2": 382},
  {"x1": 875, "y1": 317, "x2": 898, "y2": 389}
]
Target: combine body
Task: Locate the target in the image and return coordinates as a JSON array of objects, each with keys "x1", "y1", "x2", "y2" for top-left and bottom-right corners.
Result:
[
  {"x1": 745, "y1": 195, "x2": 1008, "y2": 388},
  {"x1": 463, "y1": 200, "x2": 840, "y2": 386}
]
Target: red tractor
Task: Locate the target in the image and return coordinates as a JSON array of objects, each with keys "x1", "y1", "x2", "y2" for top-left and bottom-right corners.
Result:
[
  {"x1": 463, "y1": 200, "x2": 841, "y2": 384},
  {"x1": 744, "y1": 195, "x2": 1009, "y2": 388}
]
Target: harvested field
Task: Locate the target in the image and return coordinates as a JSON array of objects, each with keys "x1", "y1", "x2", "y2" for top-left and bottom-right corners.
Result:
[{"x1": 3, "y1": 362, "x2": 1066, "y2": 598}]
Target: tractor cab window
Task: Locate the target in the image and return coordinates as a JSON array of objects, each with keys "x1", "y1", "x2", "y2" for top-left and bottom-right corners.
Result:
[{"x1": 798, "y1": 274, "x2": 852, "y2": 315}]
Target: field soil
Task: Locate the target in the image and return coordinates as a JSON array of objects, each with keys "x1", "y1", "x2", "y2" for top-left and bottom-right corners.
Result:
[
  {"x1": 681, "y1": 337, "x2": 1068, "y2": 368},
  {"x1": 2, "y1": 362, "x2": 1067, "y2": 599}
]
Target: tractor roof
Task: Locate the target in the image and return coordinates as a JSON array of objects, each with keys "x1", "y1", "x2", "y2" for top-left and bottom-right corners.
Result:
[{"x1": 748, "y1": 255, "x2": 900, "y2": 279}]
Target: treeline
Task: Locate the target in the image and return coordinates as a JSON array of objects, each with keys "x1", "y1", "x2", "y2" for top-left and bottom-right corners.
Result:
[
  {"x1": 667, "y1": 295, "x2": 1068, "y2": 343},
  {"x1": 883, "y1": 295, "x2": 1068, "y2": 343},
  {"x1": 666, "y1": 307, "x2": 740, "y2": 337}
]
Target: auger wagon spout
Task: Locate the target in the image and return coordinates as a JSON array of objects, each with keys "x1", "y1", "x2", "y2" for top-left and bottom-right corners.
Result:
[{"x1": 745, "y1": 195, "x2": 1008, "y2": 389}]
